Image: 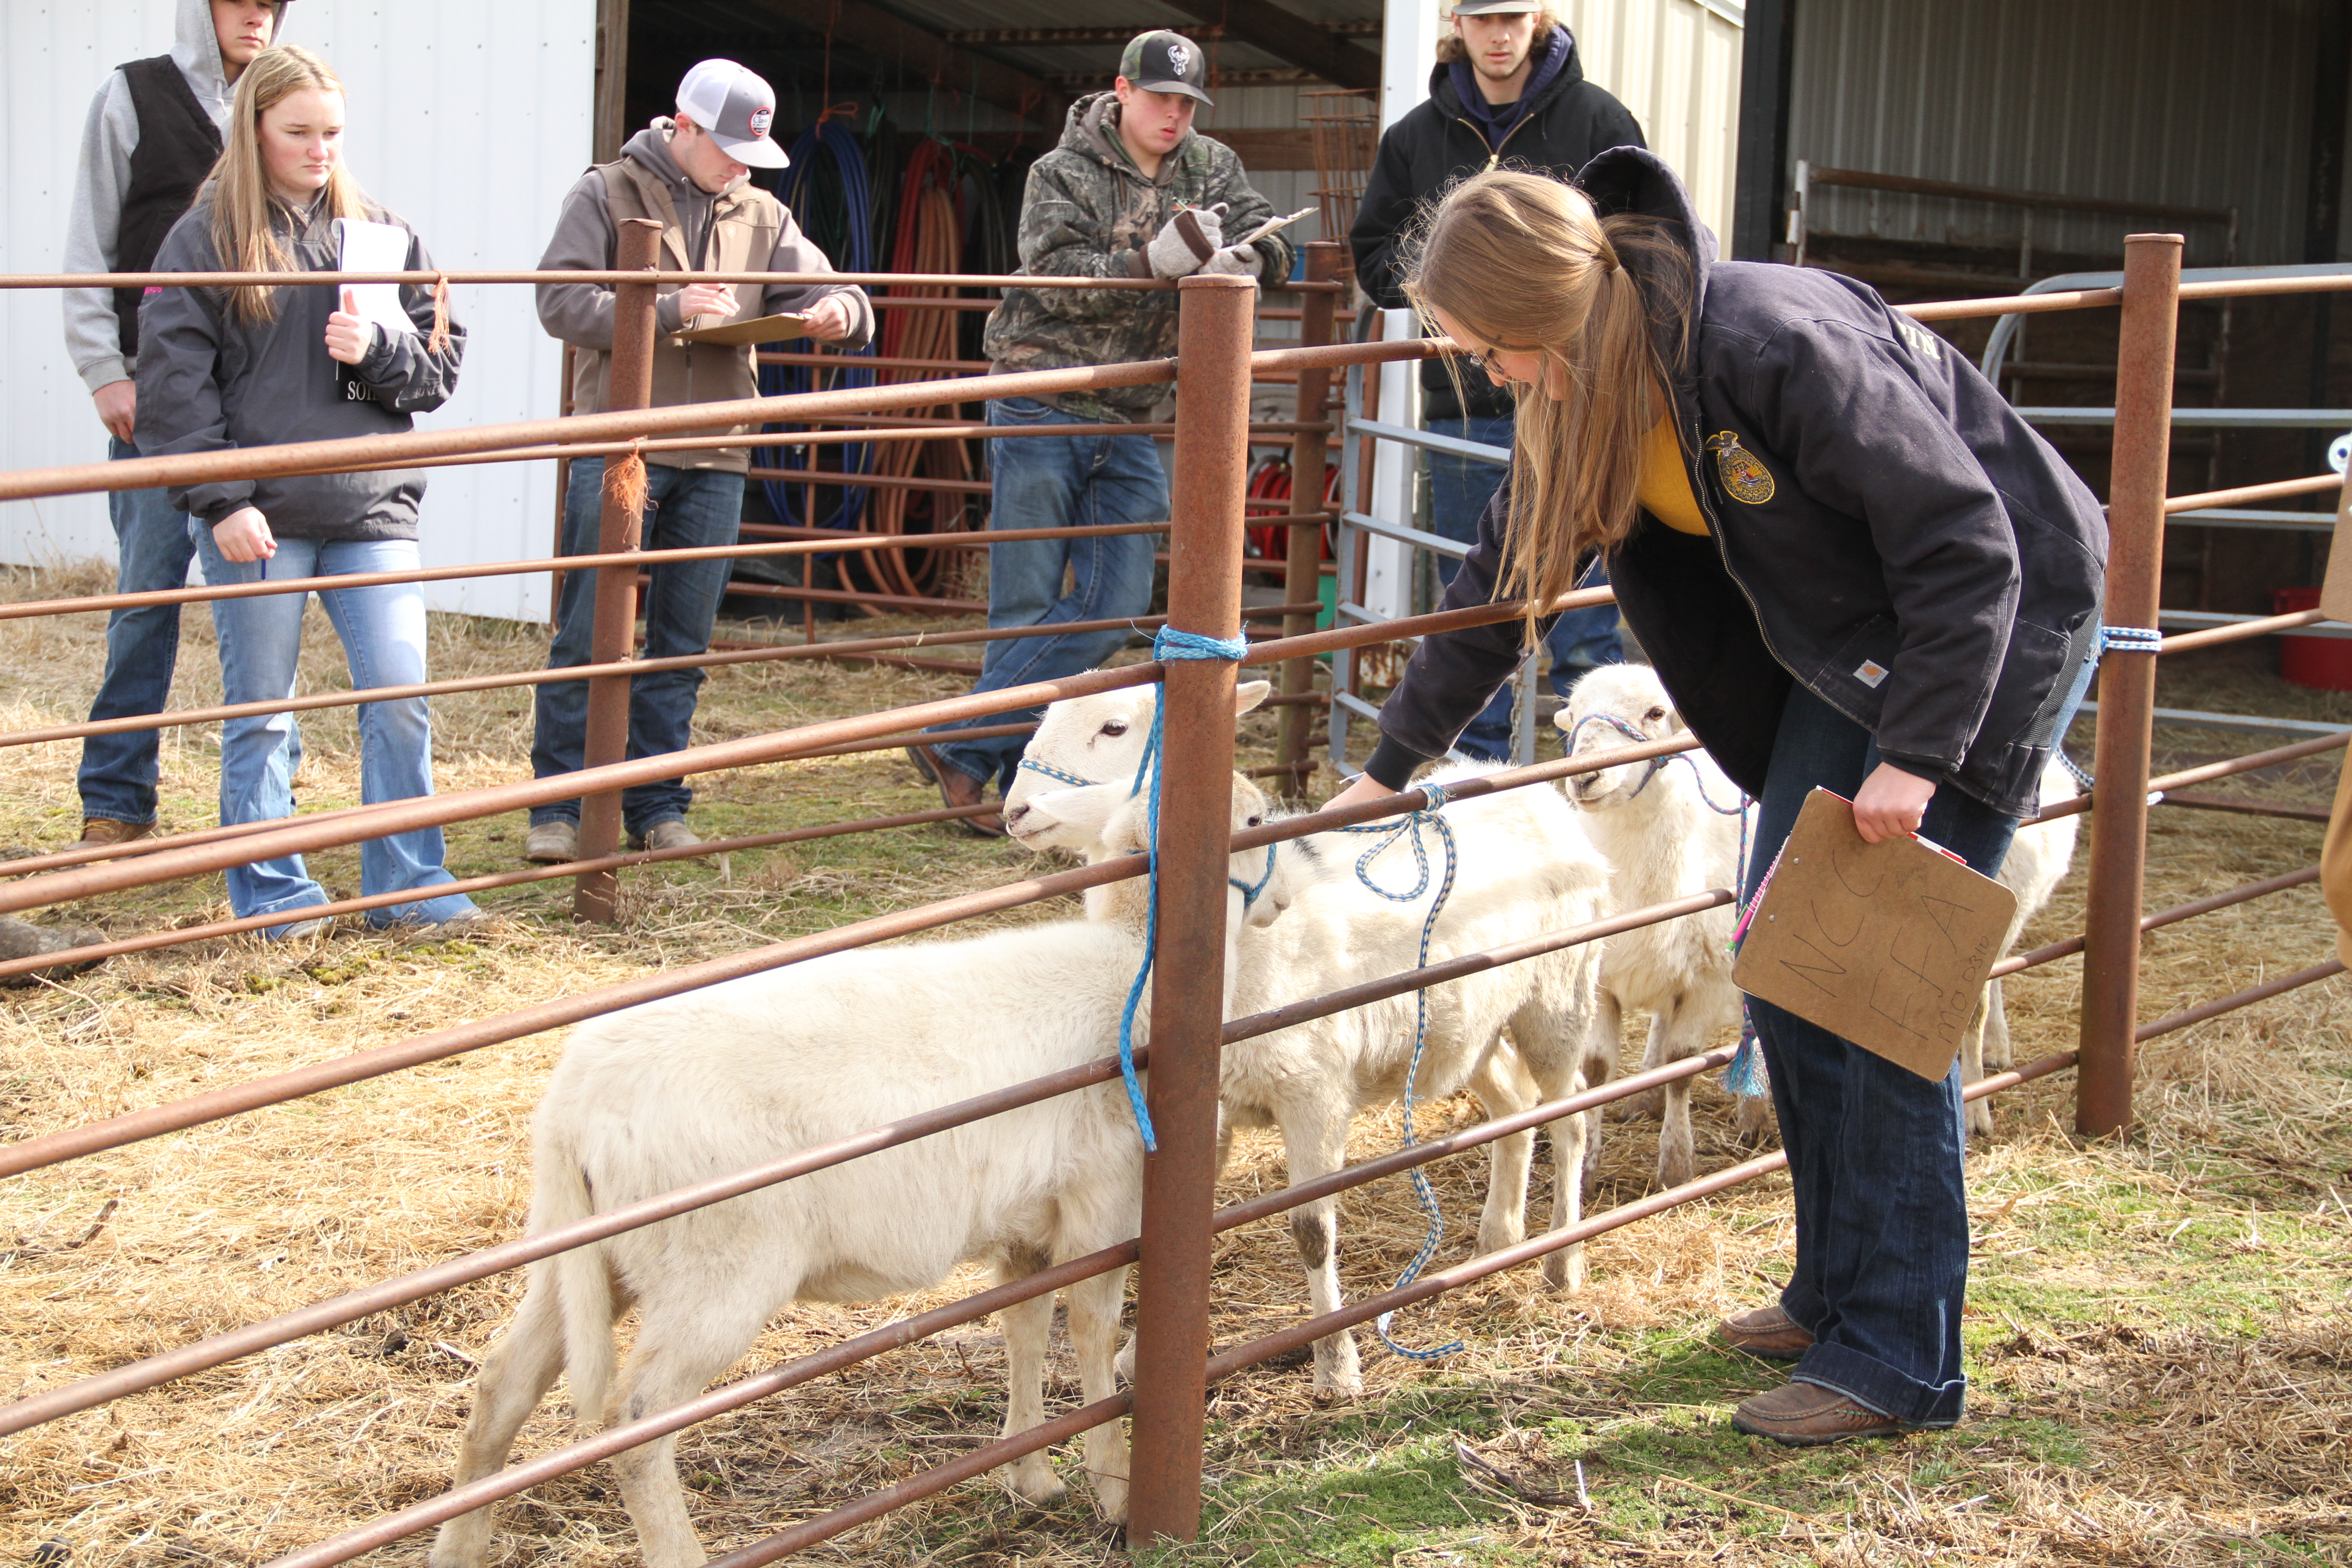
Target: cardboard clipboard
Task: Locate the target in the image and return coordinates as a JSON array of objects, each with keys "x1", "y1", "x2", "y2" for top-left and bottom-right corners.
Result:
[
  {"x1": 2320, "y1": 472, "x2": 2352, "y2": 622},
  {"x1": 670, "y1": 311, "x2": 812, "y2": 347},
  {"x1": 1731, "y1": 788, "x2": 2017, "y2": 1081}
]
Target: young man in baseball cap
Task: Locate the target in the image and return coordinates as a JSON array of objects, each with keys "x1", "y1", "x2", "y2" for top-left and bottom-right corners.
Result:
[
  {"x1": 527, "y1": 60, "x2": 874, "y2": 863},
  {"x1": 1350, "y1": 0, "x2": 1645, "y2": 762},
  {"x1": 907, "y1": 29, "x2": 1294, "y2": 831}
]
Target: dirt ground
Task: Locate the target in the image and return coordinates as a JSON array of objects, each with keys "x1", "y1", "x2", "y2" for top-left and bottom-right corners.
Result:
[{"x1": 0, "y1": 567, "x2": 2346, "y2": 1568}]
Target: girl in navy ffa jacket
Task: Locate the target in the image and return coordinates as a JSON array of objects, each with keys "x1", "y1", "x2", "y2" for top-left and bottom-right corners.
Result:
[{"x1": 1326, "y1": 150, "x2": 2107, "y2": 1445}]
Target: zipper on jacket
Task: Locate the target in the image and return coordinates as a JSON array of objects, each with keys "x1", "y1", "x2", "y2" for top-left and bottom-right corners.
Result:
[{"x1": 1675, "y1": 394, "x2": 1804, "y2": 682}]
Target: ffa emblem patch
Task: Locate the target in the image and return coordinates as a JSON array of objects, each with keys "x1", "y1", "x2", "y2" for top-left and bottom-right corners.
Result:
[
  {"x1": 1704, "y1": 432, "x2": 1775, "y2": 505},
  {"x1": 750, "y1": 106, "x2": 773, "y2": 136},
  {"x1": 1167, "y1": 41, "x2": 1192, "y2": 77}
]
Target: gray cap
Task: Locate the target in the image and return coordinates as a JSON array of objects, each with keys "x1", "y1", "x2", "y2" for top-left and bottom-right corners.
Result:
[
  {"x1": 676, "y1": 59, "x2": 789, "y2": 169},
  {"x1": 1119, "y1": 30, "x2": 1214, "y2": 105},
  {"x1": 1451, "y1": 0, "x2": 1546, "y2": 14}
]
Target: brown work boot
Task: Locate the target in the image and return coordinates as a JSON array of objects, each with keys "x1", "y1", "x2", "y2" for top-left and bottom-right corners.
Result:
[
  {"x1": 78, "y1": 818, "x2": 152, "y2": 848},
  {"x1": 0, "y1": 917, "x2": 109, "y2": 987},
  {"x1": 1731, "y1": 1381, "x2": 1906, "y2": 1446},
  {"x1": 906, "y1": 744, "x2": 1003, "y2": 837},
  {"x1": 1720, "y1": 1303, "x2": 1814, "y2": 1360}
]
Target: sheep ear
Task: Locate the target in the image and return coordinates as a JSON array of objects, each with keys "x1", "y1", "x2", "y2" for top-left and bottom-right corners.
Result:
[{"x1": 1234, "y1": 680, "x2": 1273, "y2": 717}]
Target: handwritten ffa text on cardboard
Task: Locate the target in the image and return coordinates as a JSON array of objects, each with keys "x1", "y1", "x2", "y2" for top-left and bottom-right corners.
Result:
[{"x1": 1732, "y1": 789, "x2": 2017, "y2": 1081}]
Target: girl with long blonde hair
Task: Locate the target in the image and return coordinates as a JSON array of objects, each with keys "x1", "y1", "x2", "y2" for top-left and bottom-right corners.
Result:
[
  {"x1": 1329, "y1": 152, "x2": 2107, "y2": 1446},
  {"x1": 135, "y1": 44, "x2": 477, "y2": 938}
]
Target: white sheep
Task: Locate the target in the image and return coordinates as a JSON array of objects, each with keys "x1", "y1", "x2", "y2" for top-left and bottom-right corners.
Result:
[
  {"x1": 1013, "y1": 764, "x2": 1612, "y2": 1393},
  {"x1": 1961, "y1": 755, "x2": 2082, "y2": 1137},
  {"x1": 1555, "y1": 664, "x2": 1755, "y2": 1195},
  {"x1": 430, "y1": 783, "x2": 1298, "y2": 1568},
  {"x1": 1004, "y1": 679, "x2": 1578, "y2": 1267}
]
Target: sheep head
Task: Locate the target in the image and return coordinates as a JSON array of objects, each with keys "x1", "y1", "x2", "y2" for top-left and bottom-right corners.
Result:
[
  {"x1": 1556, "y1": 663, "x2": 1683, "y2": 809},
  {"x1": 1075, "y1": 774, "x2": 1296, "y2": 933},
  {"x1": 1001, "y1": 677, "x2": 1273, "y2": 836}
]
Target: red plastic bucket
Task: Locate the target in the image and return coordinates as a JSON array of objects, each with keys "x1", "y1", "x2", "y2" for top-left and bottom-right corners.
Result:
[{"x1": 2271, "y1": 586, "x2": 2352, "y2": 690}]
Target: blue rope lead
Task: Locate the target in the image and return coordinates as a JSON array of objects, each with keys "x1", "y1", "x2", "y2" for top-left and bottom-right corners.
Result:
[
  {"x1": 2050, "y1": 625, "x2": 2163, "y2": 789},
  {"x1": 1330, "y1": 781, "x2": 1466, "y2": 1361},
  {"x1": 1114, "y1": 628, "x2": 1252, "y2": 1152}
]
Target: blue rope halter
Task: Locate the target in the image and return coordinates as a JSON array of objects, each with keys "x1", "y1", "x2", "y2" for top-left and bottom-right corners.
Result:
[
  {"x1": 1328, "y1": 779, "x2": 1467, "y2": 1361},
  {"x1": 1112, "y1": 628, "x2": 1252, "y2": 1152}
]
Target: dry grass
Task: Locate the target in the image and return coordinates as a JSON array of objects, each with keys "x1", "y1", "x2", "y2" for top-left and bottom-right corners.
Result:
[{"x1": 0, "y1": 566, "x2": 2346, "y2": 1568}]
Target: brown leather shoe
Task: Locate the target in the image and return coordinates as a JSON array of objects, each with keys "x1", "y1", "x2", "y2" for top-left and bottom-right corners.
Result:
[
  {"x1": 1720, "y1": 1303, "x2": 1815, "y2": 1360},
  {"x1": 1731, "y1": 1381, "x2": 1904, "y2": 1446},
  {"x1": 78, "y1": 818, "x2": 152, "y2": 848},
  {"x1": 906, "y1": 744, "x2": 1003, "y2": 837}
]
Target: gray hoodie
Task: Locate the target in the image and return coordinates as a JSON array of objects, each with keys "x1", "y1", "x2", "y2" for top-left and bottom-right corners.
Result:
[{"x1": 60, "y1": 0, "x2": 283, "y2": 395}]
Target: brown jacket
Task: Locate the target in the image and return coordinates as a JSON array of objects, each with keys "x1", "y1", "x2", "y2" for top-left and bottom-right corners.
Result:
[{"x1": 537, "y1": 120, "x2": 874, "y2": 472}]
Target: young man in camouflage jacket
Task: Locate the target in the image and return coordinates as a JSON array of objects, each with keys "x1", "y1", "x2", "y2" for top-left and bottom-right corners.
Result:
[{"x1": 909, "y1": 30, "x2": 1294, "y2": 832}]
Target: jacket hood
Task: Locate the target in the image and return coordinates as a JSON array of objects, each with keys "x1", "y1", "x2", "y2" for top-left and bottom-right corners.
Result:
[
  {"x1": 1577, "y1": 144, "x2": 1718, "y2": 300},
  {"x1": 1066, "y1": 91, "x2": 1183, "y2": 181},
  {"x1": 1429, "y1": 25, "x2": 1584, "y2": 122},
  {"x1": 622, "y1": 118, "x2": 738, "y2": 197},
  {"x1": 172, "y1": 0, "x2": 287, "y2": 120}
]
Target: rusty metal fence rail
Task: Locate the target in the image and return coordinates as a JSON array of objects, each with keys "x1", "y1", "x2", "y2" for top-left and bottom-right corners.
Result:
[{"x1": 0, "y1": 235, "x2": 2343, "y2": 1558}]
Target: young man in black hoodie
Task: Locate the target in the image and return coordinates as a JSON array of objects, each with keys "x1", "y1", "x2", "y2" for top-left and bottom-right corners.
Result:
[{"x1": 1350, "y1": 0, "x2": 1642, "y2": 760}]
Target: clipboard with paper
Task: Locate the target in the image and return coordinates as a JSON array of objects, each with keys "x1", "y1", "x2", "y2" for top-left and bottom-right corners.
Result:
[
  {"x1": 1731, "y1": 788, "x2": 2016, "y2": 1081},
  {"x1": 671, "y1": 312, "x2": 813, "y2": 347},
  {"x1": 333, "y1": 218, "x2": 417, "y2": 403}
]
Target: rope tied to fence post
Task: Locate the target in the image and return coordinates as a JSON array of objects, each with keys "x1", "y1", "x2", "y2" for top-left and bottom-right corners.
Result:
[
  {"x1": 1112, "y1": 626, "x2": 1253, "y2": 1152},
  {"x1": 426, "y1": 271, "x2": 451, "y2": 358},
  {"x1": 2051, "y1": 624, "x2": 2165, "y2": 789},
  {"x1": 604, "y1": 439, "x2": 649, "y2": 536},
  {"x1": 1330, "y1": 779, "x2": 1466, "y2": 1360}
]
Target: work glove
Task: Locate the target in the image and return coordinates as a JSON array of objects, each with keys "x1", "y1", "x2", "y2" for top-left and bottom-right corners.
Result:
[
  {"x1": 1200, "y1": 243, "x2": 1262, "y2": 281},
  {"x1": 1144, "y1": 203, "x2": 1227, "y2": 278}
]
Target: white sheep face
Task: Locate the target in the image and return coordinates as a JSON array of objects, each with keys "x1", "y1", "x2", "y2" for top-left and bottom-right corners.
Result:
[
  {"x1": 1556, "y1": 664, "x2": 1682, "y2": 809},
  {"x1": 1001, "y1": 678, "x2": 1274, "y2": 835}
]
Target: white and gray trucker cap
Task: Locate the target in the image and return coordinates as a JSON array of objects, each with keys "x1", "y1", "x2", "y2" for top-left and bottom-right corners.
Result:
[{"x1": 676, "y1": 59, "x2": 789, "y2": 169}]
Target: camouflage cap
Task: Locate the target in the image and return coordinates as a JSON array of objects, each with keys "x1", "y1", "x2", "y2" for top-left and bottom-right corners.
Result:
[{"x1": 1119, "y1": 29, "x2": 1213, "y2": 105}]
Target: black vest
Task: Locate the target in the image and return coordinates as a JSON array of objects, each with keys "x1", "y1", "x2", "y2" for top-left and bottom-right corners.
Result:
[{"x1": 115, "y1": 55, "x2": 222, "y2": 360}]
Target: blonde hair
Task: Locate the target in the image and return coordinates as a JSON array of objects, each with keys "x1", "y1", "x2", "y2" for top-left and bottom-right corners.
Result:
[
  {"x1": 1403, "y1": 171, "x2": 1693, "y2": 645},
  {"x1": 1436, "y1": 2, "x2": 1562, "y2": 64},
  {"x1": 208, "y1": 46, "x2": 369, "y2": 323}
]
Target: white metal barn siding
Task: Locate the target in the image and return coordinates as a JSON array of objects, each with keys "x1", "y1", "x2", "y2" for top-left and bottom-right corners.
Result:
[
  {"x1": 0, "y1": 1, "x2": 595, "y2": 621},
  {"x1": 1785, "y1": 0, "x2": 2317, "y2": 267},
  {"x1": 1559, "y1": 0, "x2": 1745, "y2": 249}
]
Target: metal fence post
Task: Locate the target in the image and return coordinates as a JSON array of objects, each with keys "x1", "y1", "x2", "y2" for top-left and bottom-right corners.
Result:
[
  {"x1": 573, "y1": 216, "x2": 663, "y2": 922},
  {"x1": 2077, "y1": 232, "x2": 2182, "y2": 1137},
  {"x1": 1274, "y1": 243, "x2": 1341, "y2": 791},
  {"x1": 1125, "y1": 272, "x2": 1255, "y2": 1546}
]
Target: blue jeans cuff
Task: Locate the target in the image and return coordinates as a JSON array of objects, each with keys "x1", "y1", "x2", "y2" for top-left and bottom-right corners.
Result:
[{"x1": 1792, "y1": 1345, "x2": 1967, "y2": 1427}]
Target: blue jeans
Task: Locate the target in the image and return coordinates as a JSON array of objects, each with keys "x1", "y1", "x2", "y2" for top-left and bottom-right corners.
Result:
[
  {"x1": 78, "y1": 437, "x2": 197, "y2": 824},
  {"x1": 1742, "y1": 686, "x2": 2019, "y2": 1426},
  {"x1": 1428, "y1": 415, "x2": 1623, "y2": 761},
  {"x1": 926, "y1": 398, "x2": 1164, "y2": 792},
  {"x1": 190, "y1": 527, "x2": 476, "y2": 933},
  {"x1": 531, "y1": 458, "x2": 744, "y2": 833}
]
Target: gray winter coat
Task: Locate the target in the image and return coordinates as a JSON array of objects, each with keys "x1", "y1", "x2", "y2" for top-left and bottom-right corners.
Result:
[
  {"x1": 135, "y1": 191, "x2": 465, "y2": 540},
  {"x1": 61, "y1": 0, "x2": 286, "y2": 394}
]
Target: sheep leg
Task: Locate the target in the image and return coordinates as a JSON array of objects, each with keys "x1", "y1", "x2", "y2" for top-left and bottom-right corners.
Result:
[
  {"x1": 1605, "y1": 994, "x2": 1663, "y2": 1122},
  {"x1": 1984, "y1": 975, "x2": 2014, "y2": 1070},
  {"x1": 1583, "y1": 991, "x2": 1624, "y2": 1184},
  {"x1": 1467, "y1": 1045, "x2": 1538, "y2": 1256},
  {"x1": 428, "y1": 1273, "x2": 570, "y2": 1568},
  {"x1": 1960, "y1": 981, "x2": 1994, "y2": 1139},
  {"x1": 992, "y1": 1257, "x2": 1069, "y2": 1504},
  {"x1": 606, "y1": 1294, "x2": 774, "y2": 1568},
  {"x1": 1064, "y1": 1265, "x2": 1132, "y2": 1524},
  {"x1": 1279, "y1": 1107, "x2": 1361, "y2": 1395},
  {"x1": 1650, "y1": 1009, "x2": 1698, "y2": 1191}
]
